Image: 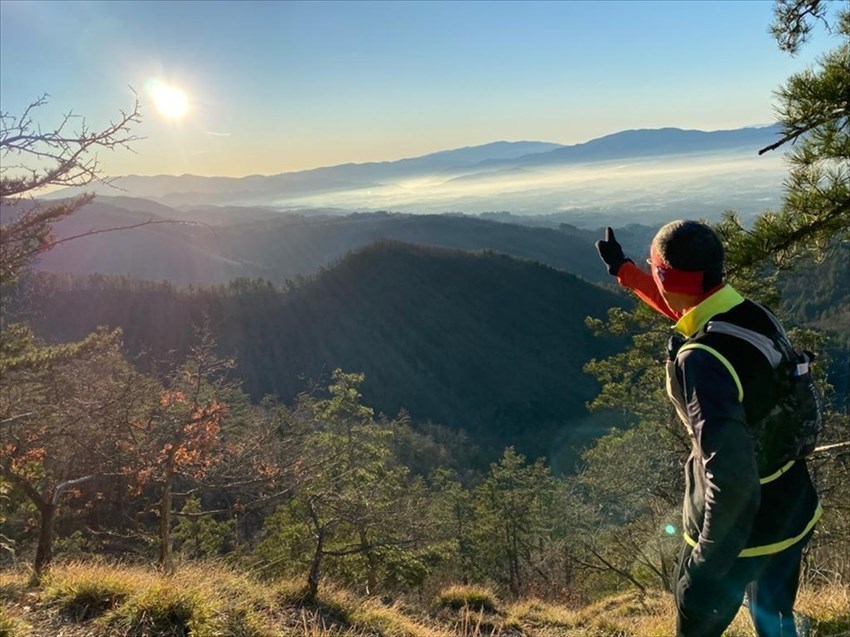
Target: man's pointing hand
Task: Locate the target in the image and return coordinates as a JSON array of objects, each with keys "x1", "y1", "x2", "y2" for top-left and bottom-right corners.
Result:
[{"x1": 595, "y1": 227, "x2": 631, "y2": 276}]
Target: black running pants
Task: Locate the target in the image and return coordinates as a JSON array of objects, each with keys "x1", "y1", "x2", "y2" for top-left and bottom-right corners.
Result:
[{"x1": 675, "y1": 534, "x2": 810, "y2": 637}]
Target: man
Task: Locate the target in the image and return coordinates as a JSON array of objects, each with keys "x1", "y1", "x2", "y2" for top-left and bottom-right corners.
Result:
[{"x1": 596, "y1": 220, "x2": 821, "y2": 637}]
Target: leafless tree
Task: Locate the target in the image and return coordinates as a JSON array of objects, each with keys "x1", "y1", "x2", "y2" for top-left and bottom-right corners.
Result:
[{"x1": 0, "y1": 92, "x2": 181, "y2": 292}]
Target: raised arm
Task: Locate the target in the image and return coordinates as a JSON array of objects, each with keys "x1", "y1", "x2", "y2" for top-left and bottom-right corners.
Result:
[{"x1": 595, "y1": 227, "x2": 678, "y2": 320}]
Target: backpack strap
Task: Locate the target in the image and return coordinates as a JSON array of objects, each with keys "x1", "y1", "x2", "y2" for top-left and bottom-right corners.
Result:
[
  {"x1": 703, "y1": 321, "x2": 784, "y2": 369},
  {"x1": 751, "y1": 301, "x2": 797, "y2": 362},
  {"x1": 676, "y1": 313, "x2": 787, "y2": 404},
  {"x1": 677, "y1": 341, "x2": 744, "y2": 402}
]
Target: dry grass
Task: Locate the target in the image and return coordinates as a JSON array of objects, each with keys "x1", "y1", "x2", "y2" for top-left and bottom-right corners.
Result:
[
  {"x1": 451, "y1": 605, "x2": 507, "y2": 637},
  {"x1": 107, "y1": 581, "x2": 212, "y2": 636},
  {"x1": 558, "y1": 585, "x2": 850, "y2": 637},
  {"x1": 796, "y1": 584, "x2": 850, "y2": 636},
  {"x1": 276, "y1": 578, "x2": 314, "y2": 606},
  {"x1": 0, "y1": 570, "x2": 34, "y2": 637},
  {"x1": 297, "y1": 608, "x2": 362, "y2": 637},
  {"x1": 309, "y1": 583, "x2": 449, "y2": 637},
  {"x1": 4, "y1": 561, "x2": 283, "y2": 637},
  {"x1": 506, "y1": 598, "x2": 578, "y2": 629},
  {"x1": 41, "y1": 560, "x2": 138, "y2": 621},
  {"x1": 568, "y1": 590, "x2": 676, "y2": 637},
  {"x1": 0, "y1": 572, "x2": 28, "y2": 604},
  {"x1": 0, "y1": 603, "x2": 29, "y2": 637},
  {"x1": 0, "y1": 562, "x2": 848, "y2": 637},
  {"x1": 350, "y1": 603, "x2": 447, "y2": 637}
]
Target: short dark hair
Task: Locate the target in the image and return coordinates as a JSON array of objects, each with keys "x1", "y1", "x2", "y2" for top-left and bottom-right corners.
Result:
[{"x1": 652, "y1": 220, "x2": 724, "y2": 290}]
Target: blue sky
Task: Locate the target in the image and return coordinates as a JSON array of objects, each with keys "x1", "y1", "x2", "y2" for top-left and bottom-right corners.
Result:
[{"x1": 0, "y1": 0, "x2": 839, "y2": 177}]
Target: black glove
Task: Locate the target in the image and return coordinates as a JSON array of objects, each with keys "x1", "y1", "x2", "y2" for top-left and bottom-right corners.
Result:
[{"x1": 595, "y1": 227, "x2": 631, "y2": 276}]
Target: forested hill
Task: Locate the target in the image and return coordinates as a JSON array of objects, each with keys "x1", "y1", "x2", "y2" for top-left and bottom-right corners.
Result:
[
  {"x1": 19, "y1": 242, "x2": 628, "y2": 467},
  {"x1": 24, "y1": 198, "x2": 629, "y2": 285}
]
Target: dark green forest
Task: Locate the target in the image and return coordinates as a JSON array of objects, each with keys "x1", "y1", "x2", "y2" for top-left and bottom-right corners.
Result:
[
  {"x1": 781, "y1": 243, "x2": 850, "y2": 342},
  {"x1": 12, "y1": 241, "x2": 627, "y2": 467}
]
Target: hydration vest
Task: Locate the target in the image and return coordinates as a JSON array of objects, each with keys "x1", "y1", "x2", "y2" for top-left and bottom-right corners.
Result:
[{"x1": 667, "y1": 307, "x2": 824, "y2": 477}]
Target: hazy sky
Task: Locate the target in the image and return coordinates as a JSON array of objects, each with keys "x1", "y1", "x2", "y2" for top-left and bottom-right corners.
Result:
[{"x1": 0, "y1": 0, "x2": 839, "y2": 178}]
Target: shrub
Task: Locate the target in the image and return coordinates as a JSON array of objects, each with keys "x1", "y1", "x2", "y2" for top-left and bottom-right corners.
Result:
[
  {"x1": 0, "y1": 605, "x2": 27, "y2": 637},
  {"x1": 0, "y1": 572, "x2": 27, "y2": 604},
  {"x1": 276, "y1": 578, "x2": 314, "y2": 606},
  {"x1": 506, "y1": 598, "x2": 576, "y2": 629},
  {"x1": 216, "y1": 606, "x2": 275, "y2": 637},
  {"x1": 42, "y1": 562, "x2": 135, "y2": 621},
  {"x1": 103, "y1": 581, "x2": 213, "y2": 637},
  {"x1": 350, "y1": 603, "x2": 445, "y2": 637},
  {"x1": 434, "y1": 585, "x2": 498, "y2": 613}
]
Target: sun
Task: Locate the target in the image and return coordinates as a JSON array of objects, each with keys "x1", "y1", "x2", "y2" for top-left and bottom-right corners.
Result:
[{"x1": 152, "y1": 84, "x2": 189, "y2": 119}]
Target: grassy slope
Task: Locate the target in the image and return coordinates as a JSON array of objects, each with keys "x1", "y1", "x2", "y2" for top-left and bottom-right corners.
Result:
[{"x1": 1, "y1": 562, "x2": 848, "y2": 637}]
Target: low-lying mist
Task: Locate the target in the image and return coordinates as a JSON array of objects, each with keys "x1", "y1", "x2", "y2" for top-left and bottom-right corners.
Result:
[{"x1": 272, "y1": 150, "x2": 787, "y2": 227}]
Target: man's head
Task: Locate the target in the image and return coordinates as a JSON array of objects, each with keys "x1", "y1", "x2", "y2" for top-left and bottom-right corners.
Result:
[{"x1": 650, "y1": 220, "x2": 725, "y2": 313}]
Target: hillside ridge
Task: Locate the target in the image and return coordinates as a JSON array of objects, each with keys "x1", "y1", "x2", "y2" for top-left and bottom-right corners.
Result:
[{"x1": 22, "y1": 241, "x2": 629, "y2": 467}]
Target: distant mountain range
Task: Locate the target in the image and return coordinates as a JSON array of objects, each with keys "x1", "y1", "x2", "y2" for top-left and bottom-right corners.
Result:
[
  {"x1": 52, "y1": 140, "x2": 567, "y2": 204},
  {"x1": 509, "y1": 126, "x2": 782, "y2": 165},
  {"x1": 50, "y1": 125, "x2": 784, "y2": 216}
]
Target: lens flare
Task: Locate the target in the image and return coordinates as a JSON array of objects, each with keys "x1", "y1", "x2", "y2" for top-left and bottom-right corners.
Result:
[{"x1": 665, "y1": 524, "x2": 677, "y2": 535}]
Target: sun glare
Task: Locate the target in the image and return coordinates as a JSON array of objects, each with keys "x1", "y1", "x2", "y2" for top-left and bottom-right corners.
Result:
[{"x1": 152, "y1": 84, "x2": 188, "y2": 119}]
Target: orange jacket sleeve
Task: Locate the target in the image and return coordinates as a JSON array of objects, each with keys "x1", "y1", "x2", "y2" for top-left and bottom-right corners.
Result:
[{"x1": 616, "y1": 261, "x2": 678, "y2": 321}]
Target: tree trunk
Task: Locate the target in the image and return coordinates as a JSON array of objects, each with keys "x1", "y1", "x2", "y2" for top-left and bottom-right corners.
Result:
[
  {"x1": 32, "y1": 475, "x2": 95, "y2": 578},
  {"x1": 359, "y1": 528, "x2": 377, "y2": 595},
  {"x1": 507, "y1": 523, "x2": 520, "y2": 598},
  {"x1": 2, "y1": 472, "x2": 95, "y2": 580},
  {"x1": 455, "y1": 507, "x2": 471, "y2": 585},
  {"x1": 158, "y1": 460, "x2": 175, "y2": 572},
  {"x1": 308, "y1": 525, "x2": 325, "y2": 599},
  {"x1": 33, "y1": 501, "x2": 58, "y2": 578}
]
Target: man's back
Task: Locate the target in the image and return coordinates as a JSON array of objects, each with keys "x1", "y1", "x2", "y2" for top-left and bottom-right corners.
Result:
[{"x1": 670, "y1": 295, "x2": 821, "y2": 560}]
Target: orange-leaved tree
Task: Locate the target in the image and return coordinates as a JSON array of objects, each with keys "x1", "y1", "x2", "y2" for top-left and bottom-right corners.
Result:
[{"x1": 124, "y1": 328, "x2": 236, "y2": 572}]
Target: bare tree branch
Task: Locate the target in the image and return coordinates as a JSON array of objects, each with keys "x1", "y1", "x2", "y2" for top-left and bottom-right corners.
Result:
[
  {"x1": 51, "y1": 474, "x2": 95, "y2": 505},
  {"x1": 1, "y1": 91, "x2": 142, "y2": 198}
]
